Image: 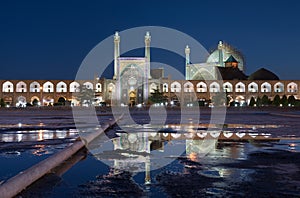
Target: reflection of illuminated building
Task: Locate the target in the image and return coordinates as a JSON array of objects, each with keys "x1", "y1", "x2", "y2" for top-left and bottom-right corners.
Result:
[
  {"x1": 110, "y1": 132, "x2": 219, "y2": 184},
  {"x1": 0, "y1": 129, "x2": 78, "y2": 157},
  {"x1": 0, "y1": 129, "x2": 76, "y2": 143},
  {"x1": 112, "y1": 132, "x2": 151, "y2": 181},
  {"x1": 110, "y1": 129, "x2": 278, "y2": 164},
  {"x1": 109, "y1": 132, "x2": 220, "y2": 183},
  {"x1": 114, "y1": 133, "x2": 150, "y2": 153},
  {"x1": 112, "y1": 132, "x2": 163, "y2": 184},
  {"x1": 186, "y1": 139, "x2": 218, "y2": 160},
  {"x1": 90, "y1": 125, "x2": 283, "y2": 186}
]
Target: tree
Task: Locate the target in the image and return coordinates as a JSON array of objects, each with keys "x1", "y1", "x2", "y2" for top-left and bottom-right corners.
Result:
[
  {"x1": 295, "y1": 100, "x2": 300, "y2": 107},
  {"x1": 249, "y1": 97, "x2": 256, "y2": 107},
  {"x1": 0, "y1": 98, "x2": 5, "y2": 107},
  {"x1": 256, "y1": 96, "x2": 262, "y2": 107},
  {"x1": 149, "y1": 88, "x2": 167, "y2": 104},
  {"x1": 261, "y1": 95, "x2": 269, "y2": 106},
  {"x1": 58, "y1": 97, "x2": 66, "y2": 106},
  {"x1": 75, "y1": 85, "x2": 95, "y2": 106},
  {"x1": 281, "y1": 95, "x2": 288, "y2": 107},
  {"x1": 288, "y1": 95, "x2": 296, "y2": 106},
  {"x1": 32, "y1": 99, "x2": 39, "y2": 106},
  {"x1": 272, "y1": 95, "x2": 281, "y2": 106}
]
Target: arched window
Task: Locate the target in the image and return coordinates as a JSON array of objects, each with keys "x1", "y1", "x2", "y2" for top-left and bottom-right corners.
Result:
[
  {"x1": 209, "y1": 82, "x2": 220, "y2": 92},
  {"x1": 163, "y1": 83, "x2": 168, "y2": 92},
  {"x1": 196, "y1": 82, "x2": 207, "y2": 92},
  {"x1": 30, "y1": 81, "x2": 40, "y2": 92},
  {"x1": 2, "y1": 81, "x2": 14, "y2": 92},
  {"x1": 56, "y1": 81, "x2": 67, "y2": 93},
  {"x1": 223, "y1": 82, "x2": 233, "y2": 92},
  {"x1": 95, "y1": 83, "x2": 102, "y2": 92},
  {"x1": 171, "y1": 82, "x2": 181, "y2": 93},
  {"x1": 43, "y1": 81, "x2": 54, "y2": 93},
  {"x1": 184, "y1": 82, "x2": 194, "y2": 92},
  {"x1": 261, "y1": 82, "x2": 271, "y2": 93},
  {"x1": 274, "y1": 82, "x2": 284, "y2": 93},
  {"x1": 287, "y1": 82, "x2": 298, "y2": 93},
  {"x1": 248, "y1": 82, "x2": 258, "y2": 93},
  {"x1": 16, "y1": 81, "x2": 27, "y2": 92},
  {"x1": 235, "y1": 82, "x2": 245, "y2": 92},
  {"x1": 70, "y1": 82, "x2": 80, "y2": 93}
]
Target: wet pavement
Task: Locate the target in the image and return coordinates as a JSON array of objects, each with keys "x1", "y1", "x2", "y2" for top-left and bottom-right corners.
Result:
[{"x1": 0, "y1": 107, "x2": 300, "y2": 197}]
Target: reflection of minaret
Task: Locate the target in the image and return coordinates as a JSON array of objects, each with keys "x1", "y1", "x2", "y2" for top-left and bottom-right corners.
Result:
[
  {"x1": 185, "y1": 45, "x2": 190, "y2": 80},
  {"x1": 145, "y1": 156, "x2": 151, "y2": 185},
  {"x1": 113, "y1": 31, "x2": 120, "y2": 80},
  {"x1": 218, "y1": 41, "x2": 224, "y2": 67}
]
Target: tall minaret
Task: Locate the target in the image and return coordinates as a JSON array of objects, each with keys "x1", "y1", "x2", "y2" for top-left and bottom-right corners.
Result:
[
  {"x1": 185, "y1": 45, "x2": 190, "y2": 80},
  {"x1": 218, "y1": 40, "x2": 224, "y2": 67},
  {"x1": 144, "y1": 32, "x2": 151, "y2": 103},
  {"x1": 113, "y1": 31, "x2": 120, "y2": 80},
  {"x1": 185, "y1": 45, "x2": 190, "y2": 65},
  {"x1": 145, "y1": 31, "x2": 151, "y2": 79}
]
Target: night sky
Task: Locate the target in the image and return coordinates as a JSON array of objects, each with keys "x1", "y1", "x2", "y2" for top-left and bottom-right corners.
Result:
[{"x1": 0, "y1": 0, "x2": 300, "y2": 80}]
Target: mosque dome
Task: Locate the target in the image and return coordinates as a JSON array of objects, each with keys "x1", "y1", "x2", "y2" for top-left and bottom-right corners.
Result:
[
  {"x1": 248, "y1": 68, "x2": 279, "y2": 80},
  {"x1": 206, "y1": 41, "x2": 245, "y2": 71}
]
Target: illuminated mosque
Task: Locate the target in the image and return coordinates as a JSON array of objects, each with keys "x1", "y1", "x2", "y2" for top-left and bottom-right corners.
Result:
[{"x1": 0, "y1": 32, "x2": 299, "y2": 107}]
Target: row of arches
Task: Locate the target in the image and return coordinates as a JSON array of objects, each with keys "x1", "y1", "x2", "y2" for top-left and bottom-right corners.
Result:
[
  {"x1": 162, "y1": 81, "x2": 298, "y2": 93},
  {"x1": 4, "y1": 95, "x2": 71, "y2": 107},
  {"x1": 1, "y1": 81, "x2": 102, "y2": 93}
]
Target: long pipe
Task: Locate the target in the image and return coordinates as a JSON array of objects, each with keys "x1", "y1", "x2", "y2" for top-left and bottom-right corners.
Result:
[{"x1": 0, "y1": 114, "x2": 123, "y2": 198}]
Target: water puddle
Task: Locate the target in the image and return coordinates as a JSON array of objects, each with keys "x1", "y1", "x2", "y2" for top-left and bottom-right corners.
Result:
[{"x1": 1, "y1": 118, "x2": 300, "y2": 197}]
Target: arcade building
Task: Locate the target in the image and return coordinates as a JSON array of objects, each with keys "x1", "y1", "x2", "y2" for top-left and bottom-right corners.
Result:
[{"x1": 0, "y1": 32, "x2": 299, "y2": 107}]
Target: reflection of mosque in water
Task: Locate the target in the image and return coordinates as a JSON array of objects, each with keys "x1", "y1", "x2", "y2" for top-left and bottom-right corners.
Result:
[
  {"x1": 109, "y1": 131, "x2": 261, "y2": 184},
  {"x1": 0, "y1": 129, "x2": 77, "y2": 143},
  {"x1": 0, "y1": 129, "x2": 78, "y2": 156},
  {"x1": 112, "y1": 132, "x2": 158, "y2": 184}
]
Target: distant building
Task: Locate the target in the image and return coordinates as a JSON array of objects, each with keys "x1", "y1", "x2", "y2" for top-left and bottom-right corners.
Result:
[{"x1": 0, "y1": 32, "x2": 299, "y2": 107}]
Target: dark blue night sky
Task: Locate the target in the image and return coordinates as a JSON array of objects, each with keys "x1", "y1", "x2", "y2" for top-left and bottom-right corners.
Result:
[{"x1": 0, "y1": 0, "x2": 299, "y2": 80}]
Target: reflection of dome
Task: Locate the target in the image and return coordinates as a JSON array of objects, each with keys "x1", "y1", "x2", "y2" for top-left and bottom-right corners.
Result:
[
  {"x1": 206, "y1": 41, "x2": 245, "y2": 71},
  {"x1": 248, "y1": 68, "x2": 279, "y2": 80}
]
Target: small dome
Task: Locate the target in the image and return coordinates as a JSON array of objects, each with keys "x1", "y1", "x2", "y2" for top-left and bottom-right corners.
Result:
[
  {"x1": 224, "y1": 55, "x2": 238, "y2": 63},
  {"x1": 206, "y1": 41, "x2": 245, "y2": 71},
  {"x1": 248, "y1": 68, "x2": 279, "y2": 80}
]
